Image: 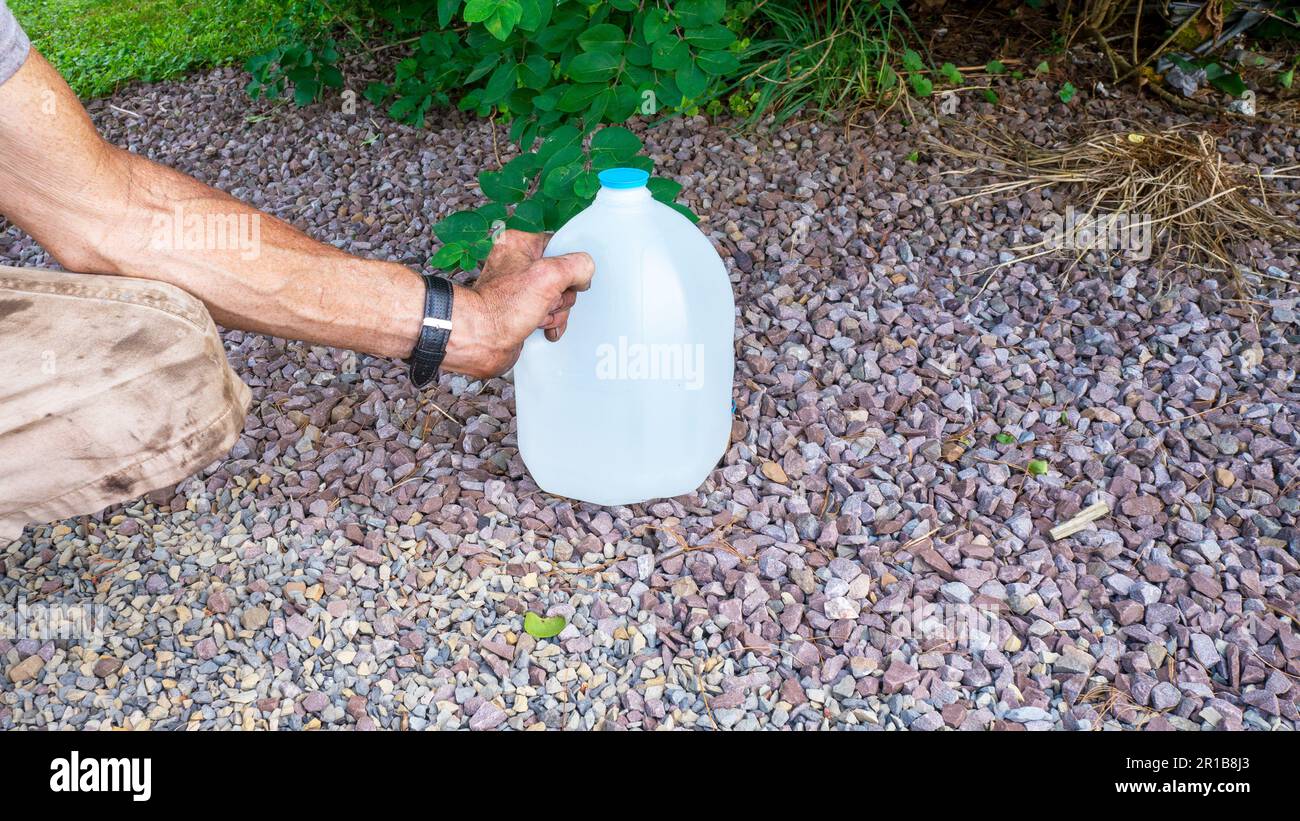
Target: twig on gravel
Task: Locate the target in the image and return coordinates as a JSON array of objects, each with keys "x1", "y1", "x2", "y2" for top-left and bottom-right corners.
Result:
[
  {"x1": 1049, "y1": 501, "x2": 1111, "y2": 540},
  {"x1": 1080, "y1": 683, "x2": 1167, "y2": 729},
  {"x1": 1152, "y1": 395, "x2": 1249, "y2": 425}
]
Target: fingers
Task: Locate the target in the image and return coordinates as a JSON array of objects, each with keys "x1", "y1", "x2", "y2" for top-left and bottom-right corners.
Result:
[
  {"x1": 545, "y1": 313, "x2": 569, "y2": 342},
  {"x1": 539, "y1": 288, "x2": 578, "y2": 332},
  {"x1": 534, "y1": 252, "x2": 594, "y2": 294},
  {"x1": 546, "y1": 289, "x2": 578, "y2": 314},
  {"x1": 480, "y1": 229, "x2": 551, "y2": 283},
  {"x1": 493, "y1": 228, "x2": 549, "y2": 261}
]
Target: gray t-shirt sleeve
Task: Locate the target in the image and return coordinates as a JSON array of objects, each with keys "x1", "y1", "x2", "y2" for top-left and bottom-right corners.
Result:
[{"x1": 0, "y1": 0, "x2": 32, "y2": 87}]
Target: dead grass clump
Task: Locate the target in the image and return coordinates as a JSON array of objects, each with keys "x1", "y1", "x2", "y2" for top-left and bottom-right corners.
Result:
[{"x1": 933, "y1": 124, "x2": 1300, "y2": 291}]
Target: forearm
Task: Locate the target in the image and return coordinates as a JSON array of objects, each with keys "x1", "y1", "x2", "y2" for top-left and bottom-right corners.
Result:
[
  {"x1": 0, "y1": 51, "x2": 431, "y2": 360},
  {"x1": 66, "y1": 145, "x2": 427, "y2": 359},
  {"x1": 0, "y1": 50, "x2": 571, "y2": 378}
]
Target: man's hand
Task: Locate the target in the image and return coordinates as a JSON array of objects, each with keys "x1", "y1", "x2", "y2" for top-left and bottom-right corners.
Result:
[{"x1": 442, "y1": 229, "x2": 593, "y2": 380}]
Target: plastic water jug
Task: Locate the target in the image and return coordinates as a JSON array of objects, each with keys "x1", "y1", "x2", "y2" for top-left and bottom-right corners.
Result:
[{"x1": 515, "y1": 167, "x2": 735, "y2": 506}]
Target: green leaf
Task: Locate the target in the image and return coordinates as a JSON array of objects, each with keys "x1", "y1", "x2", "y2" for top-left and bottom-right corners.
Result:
[
  {"x1": 579, "y1": 23, "x2": 625, "y2": 53},
  {"x1": 902, "y1": 49, "x2": 925, "y2": 73},
  {"x1": 429, "y1": 242, "x2": 467, "y2": 269},
  {"x1": 438, "y1": 0, "x2": 461, "y2": 28},
  {"x1": 517, "y1": 0, "x2": 550, "y2": 31},
  {"x1": 293, "y1": 78, "x2": 319, "y2": 107},
  {"x1": 676, "y1": 61, "x2": 709, "y2": 99},
  {"x1": 590, "y1": 126, "x2": 642, "y2": 160},
  {"x1": 584, "y1": 87, "x2": 613, "y2": 124},
  {"x1": 982, "y1": 88, "x2": 999, "y2": 104},
  {"x1": 482, "y1": 61, "x2": 518, "y2": 104},
  {"x1": 537, "y1": 125, "x2": 582, "y2": 162},
  {"x1": 1027, "y1": 459, "x2": 1049, "y2": 476},
  {"x1": 508, "y1": 198, "x2": 547, "y2": 232},
  {"x1": 651, "y1": 38, "x2": 690, "y2": 71},
  {"x1": 465, "y1": 0, "x2": 523, "y2": 40},
  {"x1": 909, "y1": 74, "x2": 933, "y2": 97},
  {"x1": 541, "y1": 144, "x2": 583, "y2": 179},
  {"x1": 543, "y1": 163, "x2": 584, "y2": 198},
  {"x1": 478, "y1": 202, "x2": 508, "y2": 225},
  {"x1": 364, "y1": 82, "x2": 390, "y2": 105},
  {"x1": 502, "y1": 151, "x2": 542, "y2": 178},
  {"x1": 1281, "y1": 68, "x2": 1294, "y2": 89},
  {"x1": 320, "y1": 66, "x2": 344, "y2": 89},
  {"x1": 1034, "y1": 60, "x2": 1050, "y2": 74},
  {"x1": 463, "y1": 0, "x2": 500, "y2": 23},
  {"x1": 434, "y1": 210, "x2": 490, "y2": 244},
  {"x1": 524, "y1": 612, "x2": 566, "y2": 639},
  {"x1": 940, "y1": 62, "x2": 963, "y2": 85},
  {"x1": 556, "y1": 82, "x2": 605, "y2": 112},
  {"x1": 483, "y1": 2, "x2": 524, "y2": 41},
  {"x1": 648, "y1": 176, "x2": 683, "y2": 203},
  {"x1": 643, "y1": 9, "x2": 672, "y2": 43},
  {"x1": 696, "y1": 49, "x2": 739, "y2": 76},
  {"x1": 685, "y1": 24, "x2": 737, "y2": 51},
  {"x1": 465, "y1": 52, "x2": 502, "y2": 83},
  {"x1": 1058, "y1": 81, "x2": 1076, "y2": 103},
  {"x1": 986, "y1": 60, "x2": 1006, "y2": 74},
  {"x1": 569, "y1": 51, "x2": 621, "y2": 83},
  {"x1": 1204, "y1": 64, "x2": 1247, "y2": 97},
  {"x1": 519, "y1": 54, "x2": 553, "y2": 90},
  {"x1": 388, "y1": 94, "x2": 421, "y2": 121},
  {"x1": 675, "y1": 0, "x2": 725, "y2": 27},
  {"x1": 573, "y1": 171, "x2": 600, "y2": 199},
  {"x1": 994, "y1": 432, "x2": 1015, "y2": 445},
  {"x1": 479, "y1": 167, "x2": 529, "y2": 203}
]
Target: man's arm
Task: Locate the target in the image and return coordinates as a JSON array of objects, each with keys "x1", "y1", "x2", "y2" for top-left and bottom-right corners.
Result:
[{"x1": 0, "y1": 50, "x2": 591, "y2": 377}]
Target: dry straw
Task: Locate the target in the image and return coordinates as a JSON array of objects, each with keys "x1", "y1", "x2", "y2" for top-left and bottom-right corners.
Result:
[{"x1": 932, "y1": 124, "x2": 1300, "y2": 293}]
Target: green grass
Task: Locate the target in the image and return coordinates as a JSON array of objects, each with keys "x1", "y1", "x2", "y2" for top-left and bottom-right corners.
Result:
[
  {"x1": 737, "y1": 0, "x2": 920, "y2": 123},
  {"x1": 10, "y1": 0, "x2": 292, "y2": 97}
]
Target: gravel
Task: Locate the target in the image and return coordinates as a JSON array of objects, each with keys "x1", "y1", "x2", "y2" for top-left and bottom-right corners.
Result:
[{"x1": 1, "y1": 61, "x2": 1298, "y2": 731}]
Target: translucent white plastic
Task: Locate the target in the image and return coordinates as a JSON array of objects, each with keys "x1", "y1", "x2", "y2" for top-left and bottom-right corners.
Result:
[{"x1": 514, "y1": 171, "x2": 735, "y2": 506}]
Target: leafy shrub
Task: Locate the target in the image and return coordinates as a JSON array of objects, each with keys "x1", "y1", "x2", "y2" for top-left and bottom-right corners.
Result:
[
  {"x1": 245, "y1": 0, "x2": 748, "y2": 272},
  {"x1": 245, "y1": 0, "x2": 350, "y2": 105}
]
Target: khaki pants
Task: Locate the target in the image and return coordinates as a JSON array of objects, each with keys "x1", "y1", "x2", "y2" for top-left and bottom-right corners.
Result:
[{"x1": 0, "y1": 265, "x2": 250, "y2": 540}]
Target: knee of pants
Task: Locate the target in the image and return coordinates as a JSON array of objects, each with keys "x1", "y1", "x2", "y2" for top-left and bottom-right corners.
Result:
[{"x1": 0, "y1": 266, "x2": 251, "y2": 531}]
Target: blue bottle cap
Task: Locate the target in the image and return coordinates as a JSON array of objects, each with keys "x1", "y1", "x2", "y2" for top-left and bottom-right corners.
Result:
[{"x1": 598, "y1": 167, "x2": 650, "y2": 189}]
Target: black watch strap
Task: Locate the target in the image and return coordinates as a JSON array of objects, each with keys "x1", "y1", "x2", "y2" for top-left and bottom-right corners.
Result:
[{"x1": 406, "y1": 274, "x2": 454, "y2": 389}]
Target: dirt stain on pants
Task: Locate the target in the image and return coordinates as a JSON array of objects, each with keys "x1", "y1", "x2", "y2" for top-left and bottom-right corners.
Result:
[{"x1": 0, "y1": 264, "x2": 250, "y2": 540}]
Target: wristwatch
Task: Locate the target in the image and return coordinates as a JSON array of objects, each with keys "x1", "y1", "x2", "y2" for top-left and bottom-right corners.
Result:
[{"x1": 406, "y1": 273, "x2": 454, "y2": 389}]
